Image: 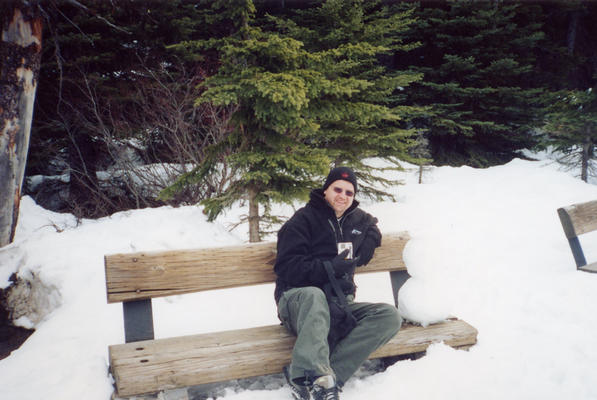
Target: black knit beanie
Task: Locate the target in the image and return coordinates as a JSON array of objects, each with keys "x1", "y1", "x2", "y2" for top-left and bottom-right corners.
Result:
[{"x1": 322, "y1": 166, "x2": 358, "y2": 193}]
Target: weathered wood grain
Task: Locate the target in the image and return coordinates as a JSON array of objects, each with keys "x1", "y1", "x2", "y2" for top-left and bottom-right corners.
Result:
[
  {"x1": 109, "y1": 319, "x2": 478, "y2": 397},
  {"x1": 558, "y1": 199, "x2": 597, "y2": 238},
  {"x1": 105, "y1": 232, "x2": 410, "y2": 303}
]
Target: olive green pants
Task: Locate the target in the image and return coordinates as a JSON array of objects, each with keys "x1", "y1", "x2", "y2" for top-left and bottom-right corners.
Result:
[{"x1": 277, "y1": 286, "x2": 402, "y2": 387}]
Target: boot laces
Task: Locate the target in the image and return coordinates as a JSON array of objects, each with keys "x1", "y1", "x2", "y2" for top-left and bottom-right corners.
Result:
[{"x1": 312, "y1": 385, "x2": 339, "y2": 400}]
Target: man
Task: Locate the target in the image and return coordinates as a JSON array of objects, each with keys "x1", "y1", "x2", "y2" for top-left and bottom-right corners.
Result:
[{"x1": 274, "y1": 166, "x2": 402, "y2": 400}]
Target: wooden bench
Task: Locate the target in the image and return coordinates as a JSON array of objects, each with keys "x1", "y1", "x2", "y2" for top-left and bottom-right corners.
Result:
[
  {"x1": 558, "y1": 199, "x2": 597, "y2": 273},
  {"x1": 105, "y1": 232, "x2": 478, "y2": 398}
]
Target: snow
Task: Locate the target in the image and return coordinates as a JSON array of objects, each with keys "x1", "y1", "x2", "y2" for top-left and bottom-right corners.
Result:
[{"x1": 2, "y1": 156, "x2": 597, "y2": 399}]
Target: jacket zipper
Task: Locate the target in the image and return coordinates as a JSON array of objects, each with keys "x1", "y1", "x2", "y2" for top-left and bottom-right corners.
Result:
[
  {"x1": 327, "y1": 219, "x2": 339, "y2": 243},
  {"x1": 327, "y1": 208, "x2": 357, "y2": 244}
]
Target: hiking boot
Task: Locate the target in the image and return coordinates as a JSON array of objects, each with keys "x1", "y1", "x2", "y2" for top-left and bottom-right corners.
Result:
[
  {"x1": 283, "y1": 365, "x2": 311, "y2": 400},
  {"x1": 310, "y1": 375, "x2": 340, "y2": 400}
]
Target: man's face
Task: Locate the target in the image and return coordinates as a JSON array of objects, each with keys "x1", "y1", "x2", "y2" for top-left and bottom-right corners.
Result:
[{"x1": 324, "y1": 179, "x2": 355, "y2": 218}]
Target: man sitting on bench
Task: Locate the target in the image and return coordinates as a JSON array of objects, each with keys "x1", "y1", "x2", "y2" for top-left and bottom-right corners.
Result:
[{"x1": 274, "y1": 167, "x2": 402, "y2": 400}]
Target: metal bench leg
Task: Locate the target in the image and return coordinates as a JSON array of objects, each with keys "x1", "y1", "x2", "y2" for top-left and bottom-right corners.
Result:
[
  {"x1": 123, "y1": 299, "x2": 154, "y2": 343},
  {"x1": 567, "y1": 236, "x2": 588, "y2": 269},
  {"x1": 389, "y1": 270, "x2": 410, "y2": 308}
]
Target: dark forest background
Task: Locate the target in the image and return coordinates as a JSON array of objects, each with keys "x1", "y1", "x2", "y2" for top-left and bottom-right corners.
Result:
[{"x1": 13, "y1": 0, "x2": 597, "y2": 236}]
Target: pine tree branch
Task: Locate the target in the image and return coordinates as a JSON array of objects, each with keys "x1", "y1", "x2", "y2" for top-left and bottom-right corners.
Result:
[{"x1": 60, "y1": 0, "x2": 132, "y2": 35}]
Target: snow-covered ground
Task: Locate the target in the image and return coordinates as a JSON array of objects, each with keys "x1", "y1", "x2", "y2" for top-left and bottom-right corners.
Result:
[{"x1": 2, "y1": 156, "x2": 597, "y2": 400}]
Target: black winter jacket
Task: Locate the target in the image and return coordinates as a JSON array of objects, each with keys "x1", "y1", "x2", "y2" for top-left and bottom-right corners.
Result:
[{"x1": 274, "y1": 189, "x2": 382, "y2": 303}]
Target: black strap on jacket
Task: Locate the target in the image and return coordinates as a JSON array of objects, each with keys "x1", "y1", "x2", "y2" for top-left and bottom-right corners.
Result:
[
  {"x1": 323, "y1": 261, "x2": 351, "y2": 307},
  {"x1": 322, "y1": 261, "x2": 357, "y2": 349}
]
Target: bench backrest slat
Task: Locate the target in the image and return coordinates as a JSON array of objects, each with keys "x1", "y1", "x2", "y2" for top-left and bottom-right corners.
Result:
[
  {"x1": 105, "y1": 231, "x2": 409, "y2": 303},
  {"x1": 558, "y1": 200, "x2": 597, "y2": 238}
]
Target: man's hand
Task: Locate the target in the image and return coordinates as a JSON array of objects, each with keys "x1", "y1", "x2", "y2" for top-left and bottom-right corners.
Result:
[
  {"x1": 337, "y1": 278, "x2": 356, "y2": 294},
  {"x1": 332, "y1": 250, "x2": 359, "y2": 277},
  {"x1": 356, "y1": 237, "x2": 377, "y2": 267}
]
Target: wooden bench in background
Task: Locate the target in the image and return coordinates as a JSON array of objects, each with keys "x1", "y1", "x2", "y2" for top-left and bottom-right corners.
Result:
[
  {"x1": 104, "y1": 232, "x2": 478, "y2": 398},
  {"x1": 558, "y1": 199, "x2": 597, "y2": 273}
]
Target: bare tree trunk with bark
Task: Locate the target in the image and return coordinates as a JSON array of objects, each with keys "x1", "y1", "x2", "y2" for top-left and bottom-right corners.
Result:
[
  {"x1": 247, "y1": 185, "x2": 261, "y2": 243},
  {"x1": 581, "y1": 132, "x2": 592, "y2": 183},
  {"x1": 0, "y1": 2, "x2": 42, "y2": 247}
]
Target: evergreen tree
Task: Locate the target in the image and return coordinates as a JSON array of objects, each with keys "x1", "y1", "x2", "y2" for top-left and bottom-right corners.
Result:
[
  {"x1": 165, "y1": 0, "x2": 423, "y2": 240},
  {"x1": 540, "y1": 3, "x2": 597, "y2": 182},
  {"x1": 30, "y1": 1, "x2": 213, "y2": 216},
  {"x1": 401, "y1": 2, "x2": 547, "y2": 167},
  {"x1": 268, "y1": 0, "x2": 423, "y2": 196},
  {"x1": 165, "y1": 0, "x2": 332, "y2": 241},
  {"x1": 544, "y1": 87, "x2": 597, "y2": 182}
]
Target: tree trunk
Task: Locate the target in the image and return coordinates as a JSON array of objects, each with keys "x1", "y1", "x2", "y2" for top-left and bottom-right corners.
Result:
[
  {"x1": 567, "y1": 10, "x2": 580, "y2": 55},
  {"x1": 0, "y1": 3, "x2": 42, "y2": 247},
  {"x1": 566, "y1": 9, "x2": 582, "y2": 87},
  {"x1": 581, "y1": 135, "x2": 591, "y2": 183},
  {"x1": 247, "y1": 185, "x2": 261, "y2": 243}
]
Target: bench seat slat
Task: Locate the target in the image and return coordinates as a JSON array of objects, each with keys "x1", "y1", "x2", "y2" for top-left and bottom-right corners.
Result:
[
  {"x1": 110, "y1": 319, "x2": 478, "y2": 397},
  {"x1": 579, "y1": 261, "x2": 597, "y2": 273},
  {"x1": 105, "y1": 232, "x2": 410, "y2": 303}
]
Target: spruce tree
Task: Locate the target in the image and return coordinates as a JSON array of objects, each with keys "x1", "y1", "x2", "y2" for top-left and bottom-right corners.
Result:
[
  {"x1": 268, "y1": 0, "x2": 423, "y2": 197},
  {"x1": 30, "y1": 1, "x2": 209, "y2": 212},
  {"x1": 544, "y1": 88, "x2": 597, "y2": 182},
  {"x1": 402, "y1": 2, "x2": 547, "y2": 167},
  {"x1": 541, "y1": 3, "x2": 597, "y2": 182},
  {"x1": 165, "y1": 0, "x2": 332, "y2": 241},
  {"x1": 165, "y1": 0, "x2": 423, "y2": 239}
]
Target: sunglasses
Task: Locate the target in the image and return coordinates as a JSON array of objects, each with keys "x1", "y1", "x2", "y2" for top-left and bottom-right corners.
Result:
[{"x1": 332, "y1": 186, "x2": 354, "y2": 197}]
